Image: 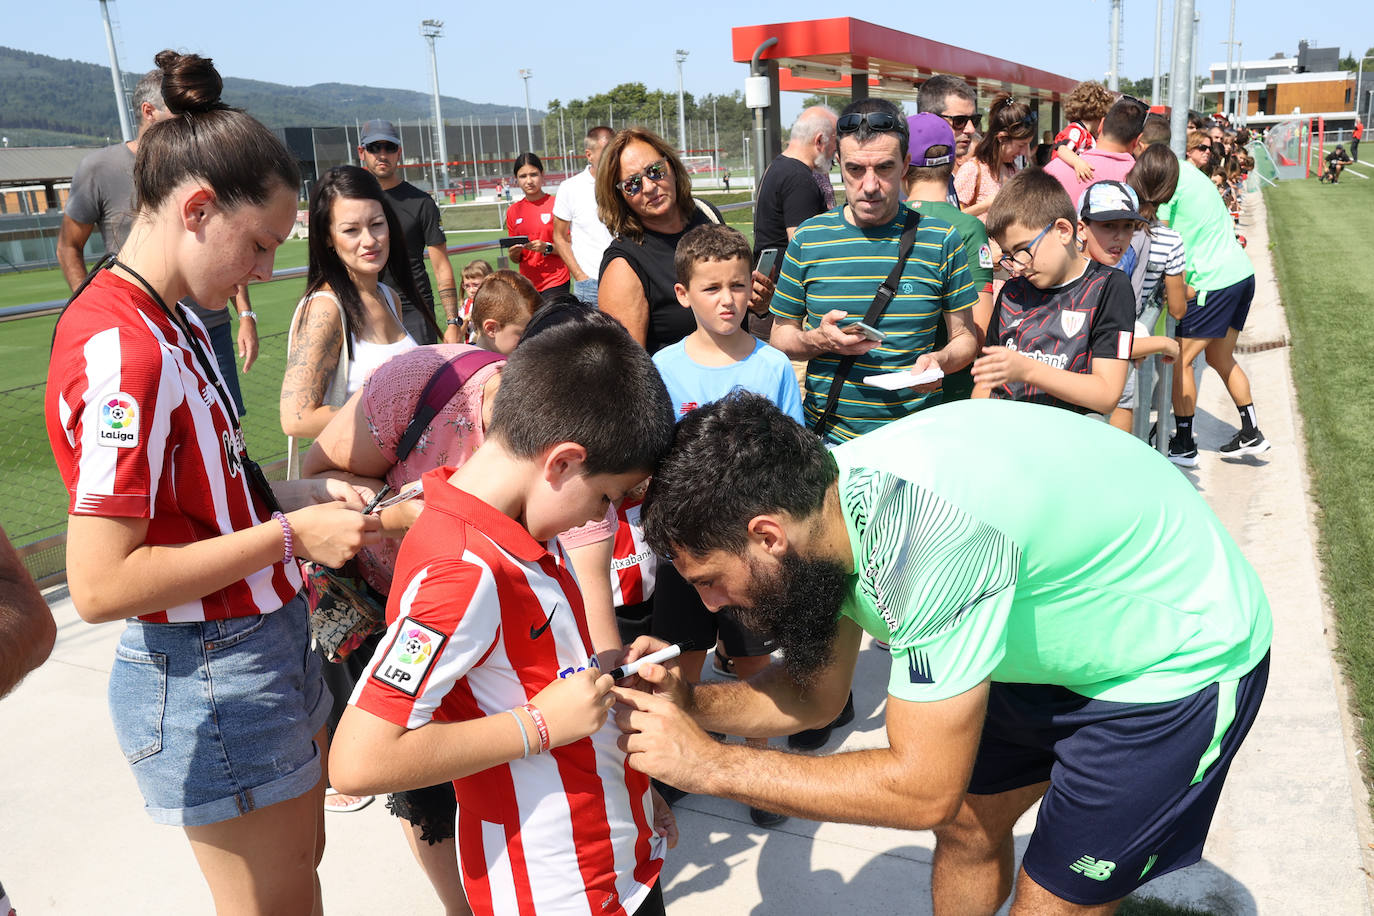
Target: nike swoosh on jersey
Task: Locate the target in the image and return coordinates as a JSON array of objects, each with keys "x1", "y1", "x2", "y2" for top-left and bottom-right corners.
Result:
[{"x1": 530, "y1": 603, "x2": 560, "y2": 639}]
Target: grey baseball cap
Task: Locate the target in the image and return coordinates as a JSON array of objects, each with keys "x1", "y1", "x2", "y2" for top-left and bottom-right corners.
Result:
[{"x1": 360, "y1": 119, "x2": 401, "y2": 146}]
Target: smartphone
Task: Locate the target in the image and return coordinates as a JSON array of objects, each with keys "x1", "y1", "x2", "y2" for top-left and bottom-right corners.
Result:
[
  {"x1": 499, "y1": 235, "x2": 529, "y2": 249},
  {"x1": 755, "y1": 247, "x2": 782, "y2": 282},
  {"x1": 841, "y1": 320, "x2": 886, "y2": 342}
]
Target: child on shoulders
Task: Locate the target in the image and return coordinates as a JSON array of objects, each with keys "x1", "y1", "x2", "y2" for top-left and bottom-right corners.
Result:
[{"x1": 1053, "y1": 80, "x2": 1116, "y2": 183}]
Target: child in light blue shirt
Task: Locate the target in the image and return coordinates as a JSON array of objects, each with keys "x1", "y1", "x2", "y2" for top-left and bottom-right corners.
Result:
[{"x1": 652, "y1": 225, "x2": 802, "y2": 424}]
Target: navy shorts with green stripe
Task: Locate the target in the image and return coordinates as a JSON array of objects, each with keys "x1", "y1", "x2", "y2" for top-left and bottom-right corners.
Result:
[{"x1": 966, "y1": 652, "x2": 1269, "y2": 905}]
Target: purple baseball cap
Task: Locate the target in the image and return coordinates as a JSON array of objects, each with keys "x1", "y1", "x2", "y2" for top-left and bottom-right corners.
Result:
[{"x1": 906, "y1": 113, "x2": 957, "y2": 167}]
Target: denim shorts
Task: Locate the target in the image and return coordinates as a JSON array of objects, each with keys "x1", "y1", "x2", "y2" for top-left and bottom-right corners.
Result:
[{"x1": 108, "y1": 595, "x2": 330, "y2": 826}]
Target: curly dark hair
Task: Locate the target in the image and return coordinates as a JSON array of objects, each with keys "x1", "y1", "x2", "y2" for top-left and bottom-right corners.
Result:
[{"x1": 643, "y1": 391, "x2": 837, "y2": 558}]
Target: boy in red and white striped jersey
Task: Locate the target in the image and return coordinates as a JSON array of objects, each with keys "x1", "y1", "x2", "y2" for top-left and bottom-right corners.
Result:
[{"x1": 331, "y1": 320, "x2": 678, "y2": 916}]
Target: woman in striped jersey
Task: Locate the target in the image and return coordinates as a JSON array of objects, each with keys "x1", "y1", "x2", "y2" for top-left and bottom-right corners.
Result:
[{"x1": 45, "y1": 50, "x2": 379, "y2": 915}]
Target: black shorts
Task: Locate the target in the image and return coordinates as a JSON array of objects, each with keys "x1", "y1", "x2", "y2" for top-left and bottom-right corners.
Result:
[
  {"x1": 387, "y1": 781, "x2": 456, "y2": 844},
  {"x1": 650, "y1": 561, "x2": 777, "y2": 659},
  {"x1": 967, "y1": 652, "x2": 1268, "y2": 905},
  {"x1": 1177, "y1": 275, "x2": 1254, "y2": 339}
]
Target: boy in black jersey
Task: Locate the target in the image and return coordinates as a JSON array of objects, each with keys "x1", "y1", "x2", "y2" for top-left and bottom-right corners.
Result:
[{"x1": 972, "y1": 169, "x2": 1134, "y2": 415}]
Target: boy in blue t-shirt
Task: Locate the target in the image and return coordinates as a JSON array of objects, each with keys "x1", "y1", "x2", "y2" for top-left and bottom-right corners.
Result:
[
  {"x1": 649, "y1": 223, "x2": 801, "y2": 828},
  {"x1": 654, "y1": 225, "x2": 803, "y2": 424}
]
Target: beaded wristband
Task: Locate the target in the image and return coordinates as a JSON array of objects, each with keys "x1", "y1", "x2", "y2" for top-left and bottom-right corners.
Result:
[
  {"x1": 271, "y1": 511, "x2": 294, "y2": 564},
  {"x1": 522, "y1": 703, "x2": 550, "y2": 753},
  {"x1": 506, "y1": 708, "x2": 531, "y2": 759}
]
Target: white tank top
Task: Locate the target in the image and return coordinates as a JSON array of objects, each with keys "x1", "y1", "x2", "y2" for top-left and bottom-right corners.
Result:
[{"x1": 347, "y1": 285, "x2": 418, "y2": 395}]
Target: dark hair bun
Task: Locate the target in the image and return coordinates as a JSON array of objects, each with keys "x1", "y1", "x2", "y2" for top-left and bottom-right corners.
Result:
[{"x1": 155, "y1": 50, "x2": 225, "y2": 115}]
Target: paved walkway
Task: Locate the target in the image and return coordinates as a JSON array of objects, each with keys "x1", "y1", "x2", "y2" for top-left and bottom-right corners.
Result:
[{"x1": 1, "y1": 192, "x2": 1370, "y2": 913}]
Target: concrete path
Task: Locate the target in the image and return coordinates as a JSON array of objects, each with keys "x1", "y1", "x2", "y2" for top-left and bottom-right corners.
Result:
[{"x1": 1, "y1": 192, "x2": 1370, "y2": 913}]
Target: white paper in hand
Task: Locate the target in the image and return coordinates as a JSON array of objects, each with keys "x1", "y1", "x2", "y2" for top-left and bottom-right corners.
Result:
[{"x1": 863, "y1": 367, "x2": 945, "y2": 390}]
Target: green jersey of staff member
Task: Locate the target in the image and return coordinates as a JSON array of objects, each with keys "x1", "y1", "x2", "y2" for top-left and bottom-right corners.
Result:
[{"x1": 615, "y1": 392, "x2": 1272, "y2": 915}]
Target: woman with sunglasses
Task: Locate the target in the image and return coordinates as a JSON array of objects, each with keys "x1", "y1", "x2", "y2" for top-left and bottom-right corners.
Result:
[
  {"x1": 595, "y1": 128, "x2": 723, "y2": 353},
  {"x1": 1185, "y1": 130, "x2": 1215, "y2": 175},
  {"x1": 505, "y1": 152, "x2": 570, "y2": 300},
  {"x1": 45, "y1": 50, "x2": 379, "y2": 914},
  {"x1": 954, "y1": 95, "x2": 1035, "y2": 221}
]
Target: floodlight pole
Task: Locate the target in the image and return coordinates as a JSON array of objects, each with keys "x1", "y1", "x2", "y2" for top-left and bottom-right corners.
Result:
[
  {"x1": 519, "y1": 69, "x2": 535, "y2": 153},
  {"x1": 421, "y1": 20, "x2": 449, "y2": 191},
  {"x1": 98, "y1": 0, "x2": 134, "y2": 142},
  {"x1": 1170, "y1": 0, "x2": 1196, "y2": 160},
  {"x1": 675, "y1": 49, "x2": 690, "y2": 154},
  {"x1": 1191, "y1": 11, "x2": 1202, "y2": 112},
  {"x1": 1108, "y1": 0, "x2": 1122, "y2": 91},
  {"x1": 1151, "y1": 0, "x2": 1164, "y2": 105}
]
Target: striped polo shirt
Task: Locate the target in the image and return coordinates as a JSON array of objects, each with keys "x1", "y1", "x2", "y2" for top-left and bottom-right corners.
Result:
[
  {"x1": 354, "y1": 467, "x2": 664, "y2": 916},
  {"x1": 771, "y1": 205, "x2": 977, "y2": 442}
]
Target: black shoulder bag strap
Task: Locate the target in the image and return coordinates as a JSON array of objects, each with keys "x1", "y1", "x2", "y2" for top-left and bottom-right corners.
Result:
[
  {"x1": 812, "y1": 208, "x2": 921, "y2": 438},
  {"x1": 394, "y1": 349, "x2": 505, "y2": 461}
]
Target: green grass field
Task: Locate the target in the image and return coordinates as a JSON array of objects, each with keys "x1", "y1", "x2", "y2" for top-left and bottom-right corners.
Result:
[{"x1": 1265, "y1": 167, "x2": 1374, "y2": 794}]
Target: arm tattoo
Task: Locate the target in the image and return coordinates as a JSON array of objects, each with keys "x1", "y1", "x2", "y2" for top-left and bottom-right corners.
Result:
[{"x1": 280, "y1": 298, "x2": 345, "y2": 425}]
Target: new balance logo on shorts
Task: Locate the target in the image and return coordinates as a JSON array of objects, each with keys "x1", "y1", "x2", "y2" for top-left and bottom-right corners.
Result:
[{"x1": 1069, "y1": 855, "x2": 1116, "y2": 881}]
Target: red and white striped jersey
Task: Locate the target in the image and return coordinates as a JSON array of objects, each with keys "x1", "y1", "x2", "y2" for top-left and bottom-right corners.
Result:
[
  {"x1": 1053, "y1": 121, "x2": 1097, "y2": 156},
  {"x1": 607, "y1": 498, "x2": 656, "y2": 608},
  {"x1": 45, "y1": 270, "x2": 301, "y2": 622},
  {"x1": 555, "y1": 497, "x2": 657, "y2": 610},
  {"x1": 353, "y1": 467, "x2": 664, "y2": 916}
]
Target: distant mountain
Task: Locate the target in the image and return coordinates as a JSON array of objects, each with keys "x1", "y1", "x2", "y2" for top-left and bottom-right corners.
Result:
[{"x1": 0, "y1": 46, "x2": 541, "y2": 147}]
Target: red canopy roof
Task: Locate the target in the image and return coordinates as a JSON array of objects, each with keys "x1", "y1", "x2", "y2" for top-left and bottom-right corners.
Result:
[{"x1": 732, "y1": 17, "x2": 1078, "y2": 102}]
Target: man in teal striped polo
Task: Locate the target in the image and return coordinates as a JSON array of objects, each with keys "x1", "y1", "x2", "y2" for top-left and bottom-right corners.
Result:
[{"x1": 770, "y1": 98, "x2": 980, "y2": 443}]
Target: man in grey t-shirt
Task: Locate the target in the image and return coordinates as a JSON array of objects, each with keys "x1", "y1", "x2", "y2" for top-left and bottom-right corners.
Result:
[{"x1": 57, "y1": 64, "x2": 259, "y2": 413}]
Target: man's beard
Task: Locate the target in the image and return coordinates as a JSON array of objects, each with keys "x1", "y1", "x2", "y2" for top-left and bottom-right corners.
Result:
[{"x1": 724, "y1": 549, "x2": 851, "y2": 690}]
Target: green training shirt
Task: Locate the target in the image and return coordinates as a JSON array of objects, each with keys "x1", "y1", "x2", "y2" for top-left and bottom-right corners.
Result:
[
  {"x1": 831, "y1": 398, "x2": 1272, "y2": 704},
  {"x1": 1156, "y1": 159, "x2": 1254, "y2": 295}
]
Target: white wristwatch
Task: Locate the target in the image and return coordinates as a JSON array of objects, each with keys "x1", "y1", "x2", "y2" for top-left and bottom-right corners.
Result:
[{"x1": 237, "y1": 310, "x2": 257, "y2": 320}]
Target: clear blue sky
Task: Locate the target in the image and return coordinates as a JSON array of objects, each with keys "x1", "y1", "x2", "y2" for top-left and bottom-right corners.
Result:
[{"x1": 9, "y1": 0, "x2": 1366, "y2": 125}]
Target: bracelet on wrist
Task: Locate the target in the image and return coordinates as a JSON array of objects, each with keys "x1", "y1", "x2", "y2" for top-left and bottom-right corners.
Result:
[
  {"x1": 238, "y1": 310, "x2": 257, "y2": 320},
  {"x1": 271, "y1": 511, "x2": 294, "y2": 564},
  {"x1": 507, "y1": 708, "x2": 531, "y2": 759},
  {"x1": 521, "y1": 702, "x2": 551, "y2": 753}
]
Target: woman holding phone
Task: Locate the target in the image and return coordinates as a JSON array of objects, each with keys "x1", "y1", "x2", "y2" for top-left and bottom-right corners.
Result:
[
  {"x1": 45, "y1": 49, "x2": 379, "y2": 913},
  {"x1": 504, "y1": 153, "x2": 569, "y2": 300}
]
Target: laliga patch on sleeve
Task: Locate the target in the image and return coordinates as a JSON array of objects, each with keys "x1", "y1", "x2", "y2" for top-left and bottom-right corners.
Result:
[
  {"x1": 372, "y1": 618, "x2": 446, "y2": 697},
  {"x1": 1116, "y1": 330, "x2": 1134, "y2": 359},
  {"x1": 97, "y1": 392, "x2": 140, "y2": 448},
  {"x1": 978, "y1": 244, "x2": 994, "y2": 269}
]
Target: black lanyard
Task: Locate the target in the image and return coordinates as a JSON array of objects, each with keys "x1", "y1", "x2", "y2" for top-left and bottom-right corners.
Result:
[{"x1": 104, "y1": 258, "x2": 284, "y2": 516}]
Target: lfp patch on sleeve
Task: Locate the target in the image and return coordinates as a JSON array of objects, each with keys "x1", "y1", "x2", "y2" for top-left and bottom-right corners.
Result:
[
  {"x1": 97, "y1": 392, "x2": 140, "y2": 448},
  {"x1": 373, "y1": 618, "x2": 446, "y2": 696},
  {"x1": 978, "y1": 244, "x2": 994, "y2": 269}
]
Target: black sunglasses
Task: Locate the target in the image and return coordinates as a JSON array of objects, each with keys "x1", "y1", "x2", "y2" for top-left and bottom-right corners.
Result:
[
  {"x1": 939, "y1": 112, "x2": 984, "y2": 132},
  {"x1": 837, "y1": 111, "x2": 902, "y2": 134},
  {"x1": 617, "y1": 159, "x2": 670, "y2": 197},
  {"x1": 364, "y1": 141, "x2": 399, "y2": 154}
]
